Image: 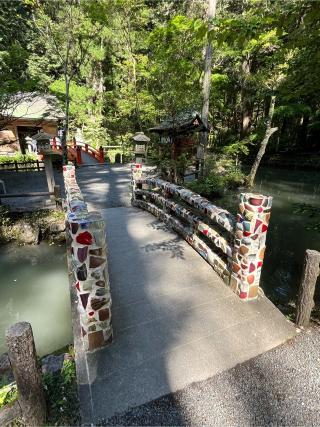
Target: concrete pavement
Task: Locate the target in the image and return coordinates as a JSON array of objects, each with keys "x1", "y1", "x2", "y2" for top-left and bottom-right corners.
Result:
[{"x1": 71, "y1": 174, "x2": 296, "y2": 424}]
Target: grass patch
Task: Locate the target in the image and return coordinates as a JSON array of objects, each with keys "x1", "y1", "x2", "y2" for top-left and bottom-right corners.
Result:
[{"x1": 43, "y1": 357, "x2": 80, "y2": 426}]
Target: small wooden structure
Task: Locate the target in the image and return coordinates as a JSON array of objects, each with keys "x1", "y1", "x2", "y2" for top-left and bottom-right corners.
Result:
[
  {"x1": 149, "y1": 111, "x2": 207, "y2": 160},
  {"x1": 0, "y1": 93, "x2": 64, "y2": 155}
]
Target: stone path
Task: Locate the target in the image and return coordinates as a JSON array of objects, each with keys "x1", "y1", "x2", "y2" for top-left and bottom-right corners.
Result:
[
  {"x1": 104, "y1": 326, "x2": 320, "y2": 426},
  {"x1": 72, "y1": 165, "x2": 296, "y2": 425}
]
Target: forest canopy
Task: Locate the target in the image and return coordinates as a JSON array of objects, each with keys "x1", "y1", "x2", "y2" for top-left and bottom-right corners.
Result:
[{"x1": 0, "y1": 0, "x2": 319, "y2": 176}]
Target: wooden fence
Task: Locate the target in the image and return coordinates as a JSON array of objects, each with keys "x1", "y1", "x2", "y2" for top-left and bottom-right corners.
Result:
[{"x1": 0, "y1": 160, "x2": 44, "y2": 172}]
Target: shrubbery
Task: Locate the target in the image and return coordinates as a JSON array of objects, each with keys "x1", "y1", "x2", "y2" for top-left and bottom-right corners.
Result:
[
  {"x1": 0, "y1": 153, "x2": 37, "y2": 164},
  {"x1": 187, "y1": 155, "x2": 245, "y2": 198}
]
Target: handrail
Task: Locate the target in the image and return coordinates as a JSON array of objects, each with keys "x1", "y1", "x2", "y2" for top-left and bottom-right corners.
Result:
[
  {"x1": 63, "y1": 164, "x2": 112, "y2": 351},
  {"x1": 132, "y1": 165, "x2": 273, "y2": 301},
  {"x1": 134, "y1": 177, "x2": 236, "y2": 233},
  {"x1": 51, "y1": 138, "x2": 105, "y2": 164}
]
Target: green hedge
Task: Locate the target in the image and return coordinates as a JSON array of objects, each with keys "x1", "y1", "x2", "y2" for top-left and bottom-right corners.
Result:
[{"x1": 0, "y1": 153, "x2": 37, "y2": 164}]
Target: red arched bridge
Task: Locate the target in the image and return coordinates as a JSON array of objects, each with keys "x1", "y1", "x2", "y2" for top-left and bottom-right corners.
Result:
[{"x1": 50, "y1": 137, "x2": 104, "y2": 165}]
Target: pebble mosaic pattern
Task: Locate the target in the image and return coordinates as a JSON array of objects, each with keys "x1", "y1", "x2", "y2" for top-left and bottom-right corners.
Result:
[
  {"x1": 132, "y1": 165, "x2": 272, "y2": 301},
  {"x1": 231, "y1": 193, "x2": 273, "y2": 300},
  {"x1": 134, "y1": 176, "x2": 236, "y2": 233},
  {"x1": 63, "y1": 164, "x2": 113, "y2": 351}
]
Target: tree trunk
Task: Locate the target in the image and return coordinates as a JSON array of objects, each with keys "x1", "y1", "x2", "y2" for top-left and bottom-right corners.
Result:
[
  {"x1": 247, "y1": 95, "x2": 278, "y2": 188},
  {"x1": 62, "y1": 76, "x2": 70, "y2": 165},
  {"x1": 296, "y1": 249, "x2": 320, "y2": 327},
  {"x1": 199, "y1": 0, "x2": 217, "y2": 175},
  {"x1": 298, "y1": 113, "x2": 310, "y2": 150},
  {"x1": 240, "y1": 54, "x2": 253, "y2": 138}
]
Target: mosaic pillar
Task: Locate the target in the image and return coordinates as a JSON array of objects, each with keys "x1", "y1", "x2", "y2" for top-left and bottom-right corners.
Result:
[
  {"x1": 230, "y1": 193, "x2": 272, "y2": 301},
  {"x1": 64, "y1": 164, "x2": 113, "y2": 351}
]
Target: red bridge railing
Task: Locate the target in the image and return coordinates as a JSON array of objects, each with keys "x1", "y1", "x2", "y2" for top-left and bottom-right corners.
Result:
[{"x1": 51, "y1": 137, "x2": 104, "y2": 165}]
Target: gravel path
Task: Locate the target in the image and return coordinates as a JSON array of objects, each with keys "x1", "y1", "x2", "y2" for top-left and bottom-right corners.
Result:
[{"x1": 103, "y1": 326, "x2": 320, "y2": 426}]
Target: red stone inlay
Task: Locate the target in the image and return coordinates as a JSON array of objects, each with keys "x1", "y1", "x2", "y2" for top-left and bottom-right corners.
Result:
[
  {"x1": 76, "y1": 231, "x2": 93, "y2": 245},
  {"x1": 71, "y1": 223, "x2": 79, "y2": 235},
  {"x1": 80, "y1": 293, "x2": 90, "y2": 309},
  {"x1": 240, "y1": 291, "x2": 247, "y2": 299},
  {"x1": 75, "y1": 282, "x2": 80, "y2": 292},
  {"x1": 99, "y1": 308, "x2": 110, "y2": 321},
  {"x1": 249, "y1": 263, "x2": 255, "y2": 273},
  {"x1": 77, "y1": 246, "x2": 88, "y2": 263},
  {"x1": 254, "y1": 219, "x2": 262, "y2": 233}
]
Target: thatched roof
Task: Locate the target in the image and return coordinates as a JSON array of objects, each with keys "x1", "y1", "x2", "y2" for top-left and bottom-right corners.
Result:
[
  {"x1": 2, "y1": 93, "x2": 65, "y2": 121},
  {"x1": 149, "y1": 111, "x2": 207, "y2": 135}
]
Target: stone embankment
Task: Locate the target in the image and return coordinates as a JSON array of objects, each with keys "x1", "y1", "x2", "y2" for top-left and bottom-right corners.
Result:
[{"x1": 0, "y1": 208, "x2": 65, "y2": 245}]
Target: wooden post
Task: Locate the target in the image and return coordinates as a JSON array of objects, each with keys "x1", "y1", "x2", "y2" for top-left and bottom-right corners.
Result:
[
  {"x1": 296, "y1": 249, "x2": 320, "y2": 327},
  {"x1": 36, "y1": 159, "x2": 40, "y2": 171},
  {"x1": 54, "y1": 185, "x2": 61, "y2": 199},
  {"x1": 14, "y1": 160, "x2": 18, "y2": 172},
  {"x1": 99, "y1": 146, "x2": 104, "y2": 163},
  {"x1": 76, "y1": 146, "x2": 82, "y2": 165},
  {"x1": 5, "y1": 322, "x2": 46, "y2": 426}
]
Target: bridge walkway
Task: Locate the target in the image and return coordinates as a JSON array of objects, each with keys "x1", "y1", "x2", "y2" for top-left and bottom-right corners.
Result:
[{"x1": 75, "y1": 165, "x2": 296, "y2": 424}]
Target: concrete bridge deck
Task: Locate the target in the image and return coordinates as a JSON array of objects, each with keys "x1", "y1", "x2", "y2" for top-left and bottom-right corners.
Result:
[{"x1": 73, "y1": 165, "x2": 296, "y2": 424}]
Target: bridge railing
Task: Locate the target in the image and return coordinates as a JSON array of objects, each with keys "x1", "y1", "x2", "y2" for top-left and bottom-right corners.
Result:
[
  {"x1": 131, "y1": 165, "x2": 273, "y2": 301},
  {"x1": 51, "y1": 138, "x2": 105, "y2": 164},
  {"x1": 63, "y1": 163, "x2": 113, "y2": 351}
]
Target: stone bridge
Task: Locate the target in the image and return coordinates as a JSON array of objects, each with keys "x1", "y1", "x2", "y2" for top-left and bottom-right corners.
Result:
[{"x1": 64, "y1": 163, "x2": 296, "y2": 424}]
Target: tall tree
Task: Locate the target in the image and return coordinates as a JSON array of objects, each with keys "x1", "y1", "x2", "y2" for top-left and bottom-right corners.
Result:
[
  {"x1": 31, "y1": 0, "x2": 96, "y2": 161},
  {"x1": 247, "y1": 95, "x2": 278, "y2": 187},
  {"x1": 199, "y1": 0, "x2": 217, "y2": 175}
]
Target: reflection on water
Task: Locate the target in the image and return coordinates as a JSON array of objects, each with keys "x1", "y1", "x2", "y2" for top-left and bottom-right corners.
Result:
[
  {"x1": 0, "y1": 242, "x2": 72, "y2": 356},
  {"x1": 219, "y1": 167, "x2": 320, "y2": 303}
]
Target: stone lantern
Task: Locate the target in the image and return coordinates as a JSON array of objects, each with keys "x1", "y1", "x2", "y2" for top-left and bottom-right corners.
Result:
[
  {"x1": 32, "y1": 130, "x2": 56, "y2": 199},
  {"x1": 132, "y1": 132, "x2": 150, "y2": 164}
]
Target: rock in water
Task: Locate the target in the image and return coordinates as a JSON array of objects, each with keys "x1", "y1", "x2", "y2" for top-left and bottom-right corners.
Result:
[{"x1": 12, "y1": 222, "x2": 40, "y2": 244}]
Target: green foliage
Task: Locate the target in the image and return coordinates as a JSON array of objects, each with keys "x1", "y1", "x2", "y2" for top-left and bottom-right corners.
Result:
[
  {"x1": 0, "y1": 205, "x2": 11, "y2": 227},
  {"x1": 188, "y1": 155, "x2": 245, "y2": 198},
  {"x1": 293, "y1": 203, "x2": 320, "y2": 232},
  {"x1": 43, "y1": 358, "x2": 79, "y2": 426},
  {"x1": 0, "y1": 153, "x2": 37, "y2": 164},
  {"x1": 0, "y1": 382, "x2": 18, "y2": 408},
  {"x1": 1, "y1": 0, "x2": 320, "y2": 168}
]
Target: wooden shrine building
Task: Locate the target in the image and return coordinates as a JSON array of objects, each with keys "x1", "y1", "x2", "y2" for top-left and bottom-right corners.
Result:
[{"x1": 148, "y1": 111, "x2": 207, "y2": 160}]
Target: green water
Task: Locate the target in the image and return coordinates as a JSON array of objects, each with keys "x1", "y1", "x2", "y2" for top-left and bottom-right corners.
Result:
[
  {"x1": 219, "y1": 167, "x2": 320, "y2": 303},
  {"x1": 0, "y1": 242, "x2": 72, "y2": 356}
]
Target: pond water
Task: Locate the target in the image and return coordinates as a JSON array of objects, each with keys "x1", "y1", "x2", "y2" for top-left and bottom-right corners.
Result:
[
  {"x1": 219, "y1": 167, "x2": 320, "y2": 303},
  {"x1": 0, "y1": 242, "x2": 72, "y2": 356}
]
